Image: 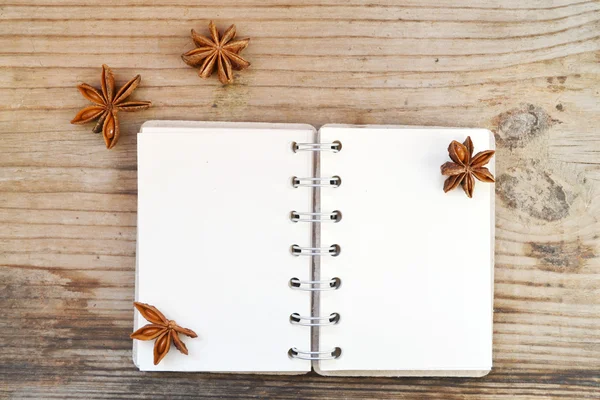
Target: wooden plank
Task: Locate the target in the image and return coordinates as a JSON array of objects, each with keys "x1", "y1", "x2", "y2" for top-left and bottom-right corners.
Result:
[
  {"x1": 1, "y1": 0, "x2": 599, "y2": 398},
  {"x1": 2, "y1": 3, "x2": 600, "y2": 22}
]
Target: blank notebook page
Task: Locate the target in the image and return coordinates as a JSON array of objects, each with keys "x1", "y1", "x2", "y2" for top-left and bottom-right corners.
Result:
[
  {"x1": 318, "y1": 125, "x2": 494, "y2": 375},
  {"x1": 135, "y1": 122, "x2": 313, "y2": 372}
]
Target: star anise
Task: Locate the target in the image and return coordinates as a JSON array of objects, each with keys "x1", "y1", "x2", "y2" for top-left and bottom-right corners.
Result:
[
  {"x1": 441, "y1": 136, "x2": 495, "y2": 198},
  {"x1": 130, "y1": 302, "x2": 197, "y2": 365},
  {"x1": 71, "y1": 65, "x2": 152, "y2": 149},
  {"x1": 181, "y1": 21, "x2": 250, "y2": 85}
]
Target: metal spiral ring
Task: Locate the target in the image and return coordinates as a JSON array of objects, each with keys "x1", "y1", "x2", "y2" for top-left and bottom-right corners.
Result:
[
  {"x1": 290, "y1": 211, "x2": 342, "y2": 223},
  {"x1": 288, "y1": 347, "x2": 342, "y2": 360},
  {"x1": 291, "y1": 176, "x2": 341, "y2": 188},
  {"x1": 291, "y1": 244, "x2": 341, "y2": 256},
  {"x1": 290, "y1": 312, "x2": 340, "y2": 326},
  {"x1": 289, "y1": 277, "x2": 341, "y2": 291},
  {"x1": 293, "y1": 141, "x2": 341, "y2": 153}
]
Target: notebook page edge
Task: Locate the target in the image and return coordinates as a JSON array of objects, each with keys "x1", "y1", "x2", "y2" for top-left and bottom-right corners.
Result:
[
  {"x1": 140, "y1": 120, "x2": 316, "y2": 133},
  {"x1": 313, "y1": 367, "x2": 491, "y2": 377}
]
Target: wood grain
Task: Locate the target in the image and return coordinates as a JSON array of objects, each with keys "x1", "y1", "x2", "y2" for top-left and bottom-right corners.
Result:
[{"x1": 1, "y1": 0, "x2": 599, "y2": 398}]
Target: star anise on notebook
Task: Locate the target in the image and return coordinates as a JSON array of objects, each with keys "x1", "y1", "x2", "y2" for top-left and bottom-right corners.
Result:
[
  {"x1": 181, "y1": 21, "x2": 250, "y2": 85},
  {"x1": 71, "y1": 65, "x2": 152, "y2": 149},
  {"x1": 441, "y1": 136, "x2": 495, "y2": 198},
  {"x1": 130, "y1": 302, "x2": 198, "y2": 365}
]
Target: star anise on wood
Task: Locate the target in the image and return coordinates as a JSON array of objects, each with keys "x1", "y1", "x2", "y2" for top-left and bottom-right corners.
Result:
[
  {"x1": 181, "y1": 21, "x2": 250, "y2": 85},
  {"x1": 441, "y1": 136, "x2": 495, "y2": 198},
  {"x1": 71, "y1": 65, "x2": 152, "y2": 149},
  {"x1": 130, "y1": 302, "x2": 197, "y2": 365}
]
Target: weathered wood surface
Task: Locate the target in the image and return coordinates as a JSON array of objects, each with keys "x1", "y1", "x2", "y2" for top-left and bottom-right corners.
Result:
[{"x1": 1, "y1": 0, "x2": 599, "y2": 398}]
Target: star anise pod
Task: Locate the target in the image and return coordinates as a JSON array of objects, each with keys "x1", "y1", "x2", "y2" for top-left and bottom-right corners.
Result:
[
  {"x1": 130, "y1": 302, "x2": 197, "y2": 365},
  {"x1": 71, "y1": 65, "x2": 152, "y2": 149},
  {"x1": 181, "y1": 21, "x2": 250, "y2": 85},
  {"x1": 441, "y1": 136, "x2": 495, "y2": 198}
]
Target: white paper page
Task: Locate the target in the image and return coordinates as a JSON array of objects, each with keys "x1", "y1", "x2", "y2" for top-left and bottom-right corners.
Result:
[
  {"x1": 134, "y1": 121, "x2": 313, "y2": 373},
  {"x1": 318, "y1": 125, "x2": 494, "y2": 375}
]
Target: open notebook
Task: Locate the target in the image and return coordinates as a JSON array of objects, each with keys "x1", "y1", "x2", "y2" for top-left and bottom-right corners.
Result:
[{"x1": 134, "y1": 121, "x2": 494, "y2": 376}]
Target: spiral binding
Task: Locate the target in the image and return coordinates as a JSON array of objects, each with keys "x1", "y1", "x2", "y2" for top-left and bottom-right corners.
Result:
[
  {"x1": 292, "y1": 176, "x2": 341, "y2": 188},
  {"x1": 290, "y1": 312, "x2": 340, "y2": 326},
  {"x1": 291, "y1": 244, "x2": 340, "y2": 257},
  {"x1": 290, "y1": 211, "x2": 342, "y2": 223},
  {"x1": 293, "y1": 141, "x2": 341, "y2": 153},
  {"x1": 289, "y1": 277, "x2": 341, "y2": 291},
  {"x1": 288, "y1": 347, "x2": 342, "y2": 361},
  {"x1": 289, "y1": 140, "x2": 342, "y2": 362}
]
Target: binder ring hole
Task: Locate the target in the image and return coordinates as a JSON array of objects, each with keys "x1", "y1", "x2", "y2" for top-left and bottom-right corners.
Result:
[
  {"x1": 291, "y1": 176, "x2": 300, "y2": 188},
  {"x1": 331, "y1": 176, "x2": 342, "y2": 187},
  {"x1": 291, "y1": 141, "x2": 298, "y2": 153},
  {"x1": 290, "y1": 244, "x2": 301, "y2": 256},
  {"x1": 331, "y1": 210, "x2": 342, "y2": 222},
  {"x1": 332, "y1": 140, "x2": 342, "y2": 152},
  {"x1": 289, "y1": 277, "x2": 301, "y2": 288},
  {"x1": 290, "y1": 313, "x2": 302, "y2": 323},
  {"x1": 290, "y1": 211, "x2": 299, "y2": 223},
  {"x1": 329, "y1": 312, "x2": 341, "y2": 324},
  {"x1": 331, "y1": 347, "x2": 342, "y2": 358},
  {"x1": 330, "y1": 277, "x2": 342, "y2": 289},
  {"x1": 329, "y1": 244, "x2": 341, "y2": 256}
]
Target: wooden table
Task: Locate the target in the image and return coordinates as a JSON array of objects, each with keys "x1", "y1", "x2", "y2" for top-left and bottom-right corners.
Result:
[{"x1": 1, "y1": 1, "x2": 599, "y2": 398}]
